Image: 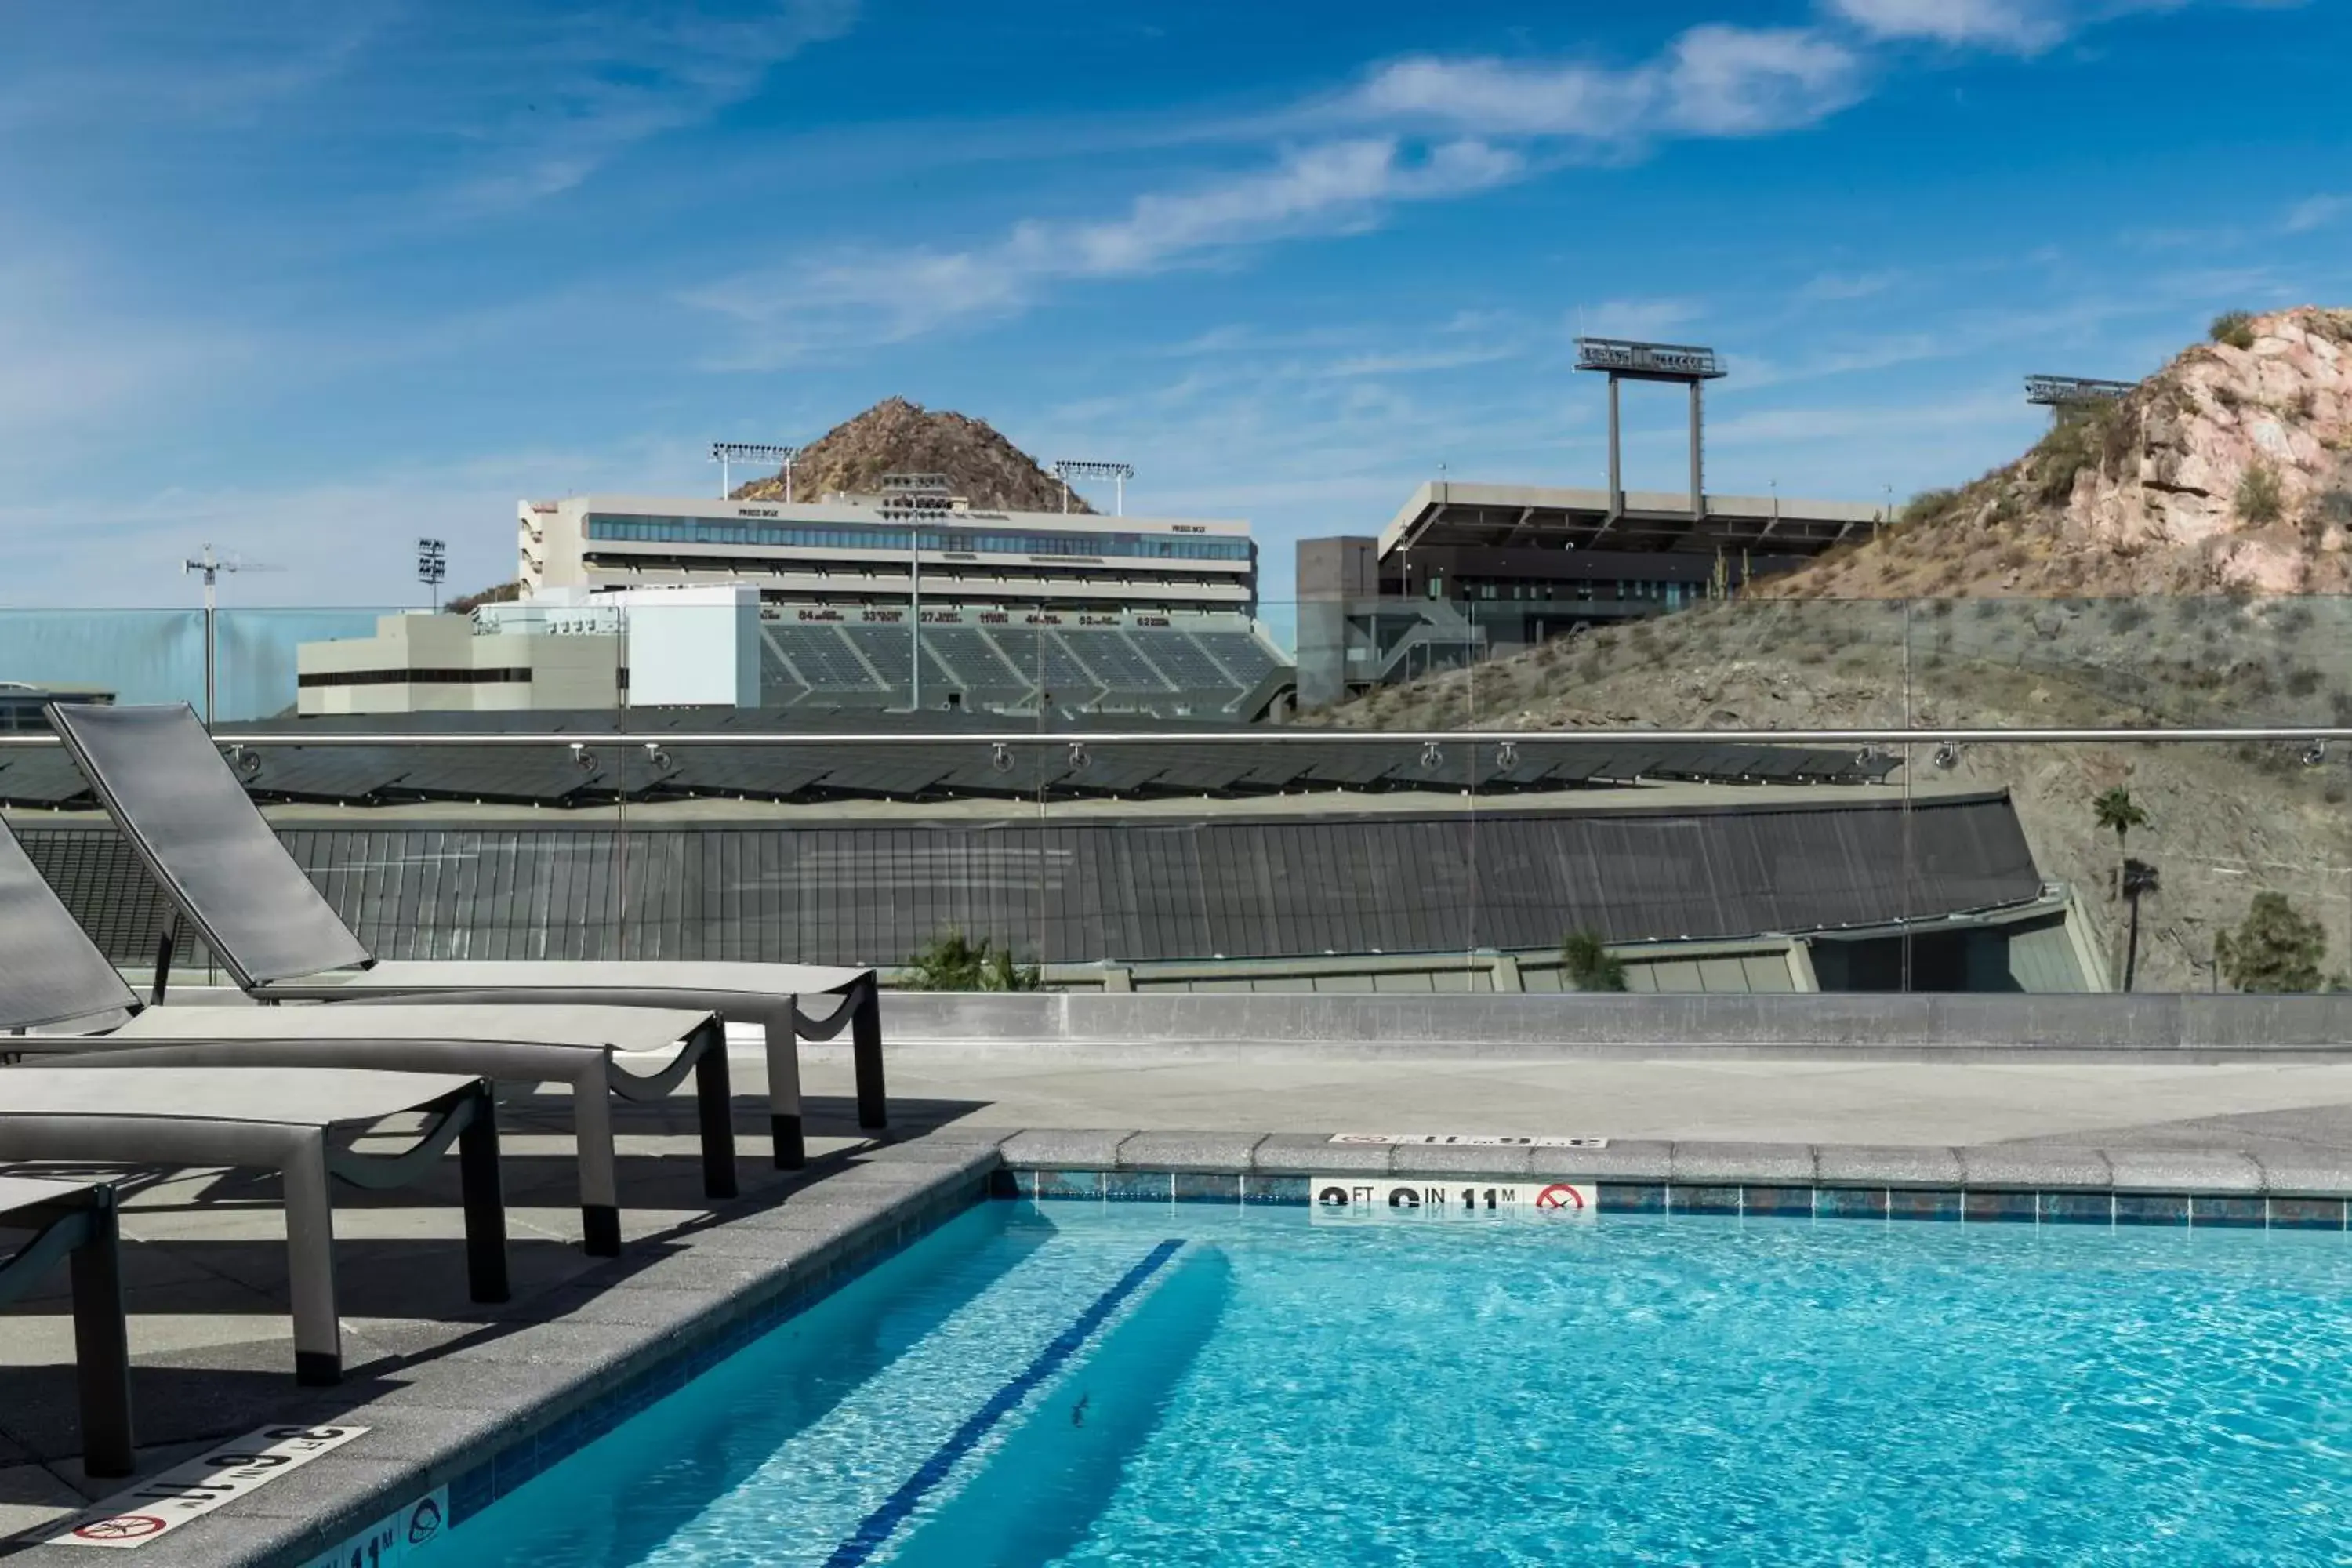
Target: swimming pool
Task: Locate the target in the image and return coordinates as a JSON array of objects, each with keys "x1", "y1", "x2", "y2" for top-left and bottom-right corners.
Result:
[{"x1": 441, "y1": 1199, "x2": 2352, "y2": 1565}]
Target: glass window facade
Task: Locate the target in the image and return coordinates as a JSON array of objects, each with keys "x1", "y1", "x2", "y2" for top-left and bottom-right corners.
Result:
[{"x1": 584, "y1": 514, "x2": 1250, "y2": 564}]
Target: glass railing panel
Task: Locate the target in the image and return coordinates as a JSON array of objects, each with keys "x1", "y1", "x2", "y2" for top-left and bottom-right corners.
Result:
[
  {"x1": 1903, "y1": 595, "x2": 2352, "y2": 729},
  {"x1": 0, "y1": 608, "x2": 206, "y2": 715},
  {"x1": 1882, "y1": 737, "x2": 2352, "y2": 993}
]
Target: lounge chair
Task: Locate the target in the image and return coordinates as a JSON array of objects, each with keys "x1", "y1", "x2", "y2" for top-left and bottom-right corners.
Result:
[
  {"x1": 0, "y1": 1174, "x2": 132, "y2": 1475},
  {"x1": 45, "y1": 703, "x2": 888, "y2": 1166},
  {"x1": 0, "y1": 1066, "x2": 505, "y2": 1385},
  {"x1": 0, "y1": 811, "x2": 731, "y2": 1256}
]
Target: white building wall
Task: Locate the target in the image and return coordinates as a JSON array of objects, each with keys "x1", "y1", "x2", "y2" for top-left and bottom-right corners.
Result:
[{"x1": 612, "y1": 586, "x2": 760, "y2": 707}]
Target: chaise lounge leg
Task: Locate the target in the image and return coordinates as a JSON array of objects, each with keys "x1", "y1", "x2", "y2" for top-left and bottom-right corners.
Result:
[
  {"x1": 575, "y1": 1062, "x2": 622, "y2": 1258},
  {"x1": 283, "y1": 1140, "x2": 343, "y2": 1387},
  {"x1": 694, "y1": 1029, "x2": 738, "y2": 1200},
  {"x1": 458, "y1": 1088, "x2": 510, "y2": 1303},
  {"x1": 764, "y1": 1007, "x2": 804, "y2": 1171},
  {"x1": 68, "y1": 1198, "x2": 135, "y2": 1479},
  {"x1": 851, "y1": 979, "x2": 887, "y2": 1132}
]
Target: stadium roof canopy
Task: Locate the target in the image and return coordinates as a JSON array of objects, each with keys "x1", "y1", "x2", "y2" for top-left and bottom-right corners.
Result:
[{"x1": 1377, "y1": 481, "x2": 1884, "y2": 561}]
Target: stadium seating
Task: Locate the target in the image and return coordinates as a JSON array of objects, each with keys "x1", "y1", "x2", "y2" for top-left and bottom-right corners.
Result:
[{"x1": 1059, "y1": 630, "x2": 1174, "y2": 692}]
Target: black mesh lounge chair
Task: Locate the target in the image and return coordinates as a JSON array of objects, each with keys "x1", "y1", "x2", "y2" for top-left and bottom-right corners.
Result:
[
  {"x1": 0, "y1": 1174, "x2": 133, "y2": 1475},
  {"x1": 46, "y1": 703, "x2": 887, "y2": 1165},
  {"x1": 0, "y1": 1066, "x2": 506, "y2": 1385},
  {"x1": 0, "y1": 811, "x2": 731, "y2": 1257}
]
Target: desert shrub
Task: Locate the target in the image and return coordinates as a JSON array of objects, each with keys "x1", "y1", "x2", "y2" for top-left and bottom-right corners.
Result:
[
  {"x1": 1900, "y1": 488, "x2": 1960, "y2": 528},
  {"x1": 2318, "y1": 489, "x2": 2352, "y2": 528},
  {"x1": 2031, "y1": 405, "x2": 2116, "y2": 505},
  {"x1": 2107, "y1": 601, "x2": 2151, "y2": 634},
  {"x1": 2286, "y1": 666, "x2": 2323, "y2": 698},
  {"x1": 1561, "y1": 929, "x2": 1628, "y2": 993},
  {"x1": 2210, "y1": 310, "x2": 2258, "y2": 350},
  {"x1": 2237, "y1": 462, "x2": 2285, "y2": 526},
  {"x1": 2216, "y1": 892, "x2": 2329, "y2": 993},
  {"x1": 904, "y1": 927, "x2": 1040, "y2": 992}
]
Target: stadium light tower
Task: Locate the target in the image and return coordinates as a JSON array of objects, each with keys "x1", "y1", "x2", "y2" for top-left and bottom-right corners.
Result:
[
  {"x1": 2024, "y1": 375, "x2": 2134, "y2": 420},
  {"x1": 1051, "y1": 459, "x2": 1135, "y2": 516},
  {"x1": 1573, "y1": 338, "x2": 1726, "y2": 525},
  {"x1": 416, "y1": 537, "x2": 447, "y2": 610},
  {"x1": 710, "y1": 441, "x2": 800, "y2": 500}
]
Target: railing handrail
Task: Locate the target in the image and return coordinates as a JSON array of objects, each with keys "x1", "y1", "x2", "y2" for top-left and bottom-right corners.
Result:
[{"x1": 0, "y1": 726, "x2": 2346, "y2": 750}]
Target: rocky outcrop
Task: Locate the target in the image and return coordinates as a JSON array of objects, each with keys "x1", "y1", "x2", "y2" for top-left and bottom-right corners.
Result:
[
  {"x1": 1760, "y1": 307, "x2": 2352, "y2": 600},
  {"x1": 730, "y1": 397, "x2": 1091, "y2": 514}
]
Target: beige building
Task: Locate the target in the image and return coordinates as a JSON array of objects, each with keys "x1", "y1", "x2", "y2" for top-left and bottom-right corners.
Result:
[{"x1": 296, "y1": 612, "x2": 620, "y2": 716}]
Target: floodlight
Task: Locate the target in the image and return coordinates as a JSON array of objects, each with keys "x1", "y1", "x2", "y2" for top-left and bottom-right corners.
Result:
[
  {"x1": 710, "y1": 441, "x2": 800, "y2": 499},
  {"x1": 1051, "y1": 458, "x2": 1136, "y2": 514}
]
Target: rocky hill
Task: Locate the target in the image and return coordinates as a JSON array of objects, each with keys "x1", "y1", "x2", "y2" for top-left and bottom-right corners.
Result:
[
  {"x1": 731, "y1": 397, "x2": 1091, "y2": 513},
  {"x1": 1767, "y1": 306, "x2": 2352, "y2": 600},
  {"x1": 1311, "y1": 309, "x2": 2352, "y2": 992}
]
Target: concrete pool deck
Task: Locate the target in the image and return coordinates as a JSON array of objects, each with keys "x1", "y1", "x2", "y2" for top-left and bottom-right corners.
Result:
[{"x1": 7, "y1": 1034, "x2": 2352, "y2": 1564}]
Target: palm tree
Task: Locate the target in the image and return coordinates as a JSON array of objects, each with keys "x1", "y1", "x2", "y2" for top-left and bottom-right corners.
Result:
[
  {"x1": 2092, "y1": 787, "x2": 2147, "y2": 896},
  {"x1": 2092, "y1": 786, "x2": 2149, "y2": 989}
]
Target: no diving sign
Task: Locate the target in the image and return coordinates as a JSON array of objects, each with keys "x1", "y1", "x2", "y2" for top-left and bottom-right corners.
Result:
[
  {"x1": 1310, "y1": 1178, "x2": 1595, "y2": 1221},
  {"x1": 47, "y1": 1427, "x2": 367, "y2": 1549}
]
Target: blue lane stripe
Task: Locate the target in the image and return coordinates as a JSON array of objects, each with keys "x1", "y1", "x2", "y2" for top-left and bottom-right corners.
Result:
[{"x1": 822, "y1": 1238, "x2": 1187, "y2": 1568}]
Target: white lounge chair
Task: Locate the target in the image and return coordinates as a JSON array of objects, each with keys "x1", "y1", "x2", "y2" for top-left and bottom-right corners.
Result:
[
  {"x1": 0, "y1": 811, "x2": 732, "y2": 1256},
  {"x1": 0, "y1": 1174, "x2": 132, "y2": 1475},
  {"x1": 46, "y1": 703, "x2": 888, "y2": 1165},
  {"x1": 0, "y1": 1066, "x2": 506, "y2": 1385}
]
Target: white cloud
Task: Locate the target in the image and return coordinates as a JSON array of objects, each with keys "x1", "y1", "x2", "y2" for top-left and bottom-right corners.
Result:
[
  {"x1": 0, "y1": 260, "x2": 256, "y2": 465},
  {"x1": 1825, "y1": 0, "x2": 2073, "y2": 50},
  {"x1": 2283, "y1": 193, "x2": 2350, "y2": 234},
  {"x1": 689, "y1": 138, "x2": 1526, "y2": 358},
  {"x1": 1342, "y1": 24, "x2": 1862, "y2": 140},
  {"x1": 440, "y1": 0, "x2": 861, "y2": 210}
]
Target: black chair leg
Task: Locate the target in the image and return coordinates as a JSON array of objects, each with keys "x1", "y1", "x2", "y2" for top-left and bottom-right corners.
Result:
[
  {"x1": 68, "y1": 1203, "x2": 135, "y2": 1479},
  {"x1": 695, "y1": 1040, "x2": 739, "y2": 1200},
  {"x1": 458, "y1": 1091, "x2": 510, "y2": 1304},
  {"x1": 851, "y1": 982, "x2": 888, "y2": 1132}
]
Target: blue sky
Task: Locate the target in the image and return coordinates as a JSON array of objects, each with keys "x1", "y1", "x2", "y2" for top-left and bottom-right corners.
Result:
[{"x1": 2, "y1": 0, "x2": 2346, "y2": 609}]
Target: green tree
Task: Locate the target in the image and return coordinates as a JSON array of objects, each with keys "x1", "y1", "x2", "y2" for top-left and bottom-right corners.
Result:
[
  {"x1": 905, "y1": 927, "x2": 1042, "y2": 992},
  {"x1": 2216, "y1": 892, "x2": 2329, "y2": 993},
  {"x1": 1561, "y1": 929, "x2": 1628, "y2": 993}
]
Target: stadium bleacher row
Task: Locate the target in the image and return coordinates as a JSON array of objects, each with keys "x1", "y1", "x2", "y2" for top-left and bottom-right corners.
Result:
[{"x1": 759, "y1": 619, "x2": 1293, "y2": 717}]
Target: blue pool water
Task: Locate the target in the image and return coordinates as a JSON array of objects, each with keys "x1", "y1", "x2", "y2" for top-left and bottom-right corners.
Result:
[{"x1": 445, "y1": 1201, "x2": 2352, "y2": 1566}]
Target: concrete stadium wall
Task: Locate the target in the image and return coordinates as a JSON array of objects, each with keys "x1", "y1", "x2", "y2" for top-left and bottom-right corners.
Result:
[{"x1": 868, "y1": 991, "x2": 2352, "y2": 1062}]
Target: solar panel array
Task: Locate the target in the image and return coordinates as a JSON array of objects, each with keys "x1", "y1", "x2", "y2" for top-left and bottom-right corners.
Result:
[
  {"x1": 0, "y1": 713, "x2": 1902, "y2": 811},
  {"x1": 755, "y1": 619, "x2": 1290, "y2": 717}
]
